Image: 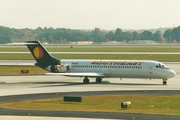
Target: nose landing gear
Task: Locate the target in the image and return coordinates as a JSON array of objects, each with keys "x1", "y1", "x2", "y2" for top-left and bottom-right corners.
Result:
[{"x1": 163, "y1": 79, "x2": 167, "y2": 85}]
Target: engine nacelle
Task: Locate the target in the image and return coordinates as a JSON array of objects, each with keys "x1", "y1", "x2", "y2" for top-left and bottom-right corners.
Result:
[{"x1": 45, "y1": 65, "x2": 69, "y2": 73}]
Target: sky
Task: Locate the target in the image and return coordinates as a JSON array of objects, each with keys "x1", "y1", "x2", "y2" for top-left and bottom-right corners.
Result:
[{"x1": 0, "y1": 0, "x2": 180, "y2": 30}]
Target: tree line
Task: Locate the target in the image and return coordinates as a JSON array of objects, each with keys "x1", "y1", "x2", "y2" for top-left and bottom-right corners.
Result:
[{"x1": 0, "y1": 26, "x2": 180, "y2": 44}]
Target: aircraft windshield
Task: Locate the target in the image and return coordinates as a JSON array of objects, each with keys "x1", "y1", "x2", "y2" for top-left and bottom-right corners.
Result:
[{"x1": 156, "y1": 63, "x2": 169, "y2": 69}]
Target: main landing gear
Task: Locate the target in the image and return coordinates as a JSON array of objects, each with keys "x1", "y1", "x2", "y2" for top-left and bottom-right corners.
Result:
[
  {"x1": 83, "y1": 77, "x2": 103, "y2": 84},
  {"x1": 96, "y1": 77, "x2": 102, "y2": 83},
  {"x1": 83, "y1": 77, "x2": 89, "y2": 84},
  {"x1": 163, "y1": 79, "x2": 167, "y2": 85}
]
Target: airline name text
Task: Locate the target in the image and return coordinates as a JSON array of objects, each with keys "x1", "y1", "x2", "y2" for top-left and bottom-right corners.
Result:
[{"x1": 91, "y1": 61, "x2": 144, "y2": 65}]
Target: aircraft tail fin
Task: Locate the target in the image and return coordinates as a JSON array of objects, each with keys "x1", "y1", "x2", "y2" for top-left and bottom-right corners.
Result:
[{"x1": 25, "y1": 41, "x2": 60, "y2": 65}]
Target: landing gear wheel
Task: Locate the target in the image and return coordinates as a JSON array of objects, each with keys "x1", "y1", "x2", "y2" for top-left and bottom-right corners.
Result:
[
  {"x1": 83, "y1": 78, "x2": 89, "y2": 84},
  {"x1": 163, "y1": 81, "x2": 167, "y2": 85},
  {"x1": 96, "y1": 77, "x2": 102, "y2": 83},
  {"x1": 163, "y1": 79, "x2": 167, "y2": 85}
]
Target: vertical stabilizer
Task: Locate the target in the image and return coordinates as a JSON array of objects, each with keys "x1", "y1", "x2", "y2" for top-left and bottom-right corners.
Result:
[{"x1": 25, "y1": 41, "x2": 60, "y2": 65}]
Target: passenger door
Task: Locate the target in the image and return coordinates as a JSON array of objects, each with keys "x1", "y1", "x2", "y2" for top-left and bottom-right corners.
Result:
[{"x1": 148, "y1": 66, "x2": 153, "y2": 74}]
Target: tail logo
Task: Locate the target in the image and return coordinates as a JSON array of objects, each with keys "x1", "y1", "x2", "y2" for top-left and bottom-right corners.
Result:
[{"x1": 33, "y1": 46, "x2": 44, "y2": 59}]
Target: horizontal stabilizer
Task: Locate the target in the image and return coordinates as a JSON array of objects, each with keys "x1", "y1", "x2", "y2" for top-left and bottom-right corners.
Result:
[{"x1": 45, "y1": 72, "x2": 106, "y2": 77}]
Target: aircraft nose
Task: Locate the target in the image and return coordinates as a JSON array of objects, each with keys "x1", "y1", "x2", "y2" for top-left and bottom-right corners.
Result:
[{"x1": 168, "y1": 70, "x2": 176, "y2": 78}]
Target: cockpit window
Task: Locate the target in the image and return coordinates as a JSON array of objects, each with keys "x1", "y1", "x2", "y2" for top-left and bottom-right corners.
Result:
[
  {"x1": 156, "y1": 63, "x2": 169, "y2": 69},
  {"x1": 156, "y1": 63, "x2": 162, "y2": 68},
  {"x1": 159, "y1": 64, "x2": 161, "y2": 68}
]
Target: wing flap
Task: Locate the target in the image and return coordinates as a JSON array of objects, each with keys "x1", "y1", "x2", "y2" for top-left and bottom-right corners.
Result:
[{"x1": 45, "y1": 73, "x2": 106, "y2": 77}]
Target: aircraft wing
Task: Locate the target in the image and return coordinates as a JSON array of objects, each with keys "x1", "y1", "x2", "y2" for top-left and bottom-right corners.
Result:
[{"x1": 45, "y1": 72, "x2": 106, "y2": 77}]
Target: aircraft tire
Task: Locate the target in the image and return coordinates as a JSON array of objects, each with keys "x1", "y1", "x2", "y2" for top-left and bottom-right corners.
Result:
[
  {"x1": 96, "y1": 78, "x2": 102, "y2": 83},
  {"x1": 163, "y1": 81, "x2": 167, "y2": 85},
  {"x1": 83, "y1": 78, "x2": 89, "y2": 84}
]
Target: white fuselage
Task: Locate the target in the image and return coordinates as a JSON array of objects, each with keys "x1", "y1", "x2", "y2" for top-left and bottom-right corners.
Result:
[
  {"x1": 24, "y1": 41, "x2": 176, "y2": 84},
  {"x1": 59, "y1": 59, "x2": 176, "y2": 79}
]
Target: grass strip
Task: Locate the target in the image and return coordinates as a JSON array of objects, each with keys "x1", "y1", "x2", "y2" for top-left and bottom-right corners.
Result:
[
  {"x1": 0, "y1": 66, "x2": 48, "y2": 76},
  {"x1": 0, "y1": 54, "x2": 180, "y2": 62},
  {"x1": 53, "y1": 54, "x2": 180, "y2": 61},
  {"x1": 0, "y1": 95, "x2": 180, "y2": 116},
  {"x1": 1, "y1": 47, "x2": 180, "y2": 52},
  {"x1": 46, "y1": 48, "x2": 180, "y2": 52}
]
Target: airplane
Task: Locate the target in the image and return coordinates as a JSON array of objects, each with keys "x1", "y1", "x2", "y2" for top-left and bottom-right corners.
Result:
[{"x1": 23, "y1": 41, "x2": 176, "y2": 85}]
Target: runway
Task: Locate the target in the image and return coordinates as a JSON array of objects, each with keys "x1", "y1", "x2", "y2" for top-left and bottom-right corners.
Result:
[
  {"x1": 0, "y1": 62, "x2": 179, "y2": 119},
  {"x1": 0, "y1": 74, "x2": 179, "y2": 96}
]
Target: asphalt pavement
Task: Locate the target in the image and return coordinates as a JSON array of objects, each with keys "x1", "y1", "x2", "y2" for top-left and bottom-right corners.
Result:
[
  {"x1": 0, "y1": 62, "x2": 179, "y2": 119},
  {"x1": 0, "y1": 91, "x2": 180, "y2": 120}
]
